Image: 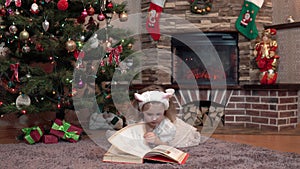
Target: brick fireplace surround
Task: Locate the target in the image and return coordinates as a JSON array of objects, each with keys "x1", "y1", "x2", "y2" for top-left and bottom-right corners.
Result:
[
  {"x1": 137, "y1": 0, "x2": 299, "y2": 131},
  {"x1": 225, "y1": 85, "x2": 299, "y2": 131}
]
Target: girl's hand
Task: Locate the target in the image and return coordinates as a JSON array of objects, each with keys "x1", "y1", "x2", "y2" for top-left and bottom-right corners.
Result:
[{"x1": 144, "y1": 132, "x2": 157, "y2": 144}]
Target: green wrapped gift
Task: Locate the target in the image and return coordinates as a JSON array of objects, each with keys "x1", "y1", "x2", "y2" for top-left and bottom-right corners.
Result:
[
  {"x1": 50, "y1": 119, "x2": 83, "y2": 143},
  {"x1": 21, "y1": 126, "x2": 44, "y2": 144}
]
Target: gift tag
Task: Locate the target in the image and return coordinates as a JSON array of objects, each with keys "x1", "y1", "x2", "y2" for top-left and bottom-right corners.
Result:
[{"x1": 16, "y1": 94, "x2": 31, "y2": 110}]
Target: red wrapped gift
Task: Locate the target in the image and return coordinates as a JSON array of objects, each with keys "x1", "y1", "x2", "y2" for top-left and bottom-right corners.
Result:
[
  {"x1": 42, "y1": 134, "x2": 58, "y2": 144},
  {"x1": 50, "y1": 119, "x2": 83, "y2": 143},
  {"x1": 21, "y1": 126, "x2": 44, "y2": 144}
]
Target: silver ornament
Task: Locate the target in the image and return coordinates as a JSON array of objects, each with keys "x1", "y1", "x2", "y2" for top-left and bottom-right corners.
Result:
[
  {"x1": 9, "y1": 25, "x2": 18, "y2": 34},
  {"x1": 42, "y1": 19, "x2": 50, "y2": 32}
]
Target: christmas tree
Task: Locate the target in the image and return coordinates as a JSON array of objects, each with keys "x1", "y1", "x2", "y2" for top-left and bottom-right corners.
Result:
[{"x1": 0, "y1": 0, "x2": 136, "y2": 123}]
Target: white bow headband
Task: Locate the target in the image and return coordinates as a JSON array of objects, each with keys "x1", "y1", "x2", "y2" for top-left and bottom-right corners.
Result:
[{"x1": 134, "y1": 89, "x2": 175, "y2": 110}]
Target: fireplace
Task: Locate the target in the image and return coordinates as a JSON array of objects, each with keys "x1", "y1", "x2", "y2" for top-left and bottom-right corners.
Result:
[{"x1": 171, "y1": 32, "x2": 239, "y2": 85}]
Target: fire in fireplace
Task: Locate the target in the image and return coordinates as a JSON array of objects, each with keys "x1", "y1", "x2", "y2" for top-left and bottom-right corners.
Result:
[{"x1": 171, "y1": 32, "x2": 239, "y2": 85}]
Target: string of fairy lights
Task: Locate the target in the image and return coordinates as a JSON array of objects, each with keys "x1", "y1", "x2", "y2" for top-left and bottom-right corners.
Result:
[{"x1": 0, "y1": 0, "x2": 132, "y2": 115}]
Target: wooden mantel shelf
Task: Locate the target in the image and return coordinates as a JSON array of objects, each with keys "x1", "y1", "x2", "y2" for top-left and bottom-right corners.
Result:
[
  {"x1": 265, "y1": 22, "x2": 300, "y2": 30},
  {"x1": 129, "y1": 83, "x2": 300, "y2": 91},
  {"x1": 243, "y1": 84, "x2": 300, "y2": 90}
]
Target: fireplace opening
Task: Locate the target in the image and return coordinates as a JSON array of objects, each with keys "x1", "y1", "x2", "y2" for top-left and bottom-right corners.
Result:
[{"x1": 171, "y1": 32, "x2": 239, "y2": 85}]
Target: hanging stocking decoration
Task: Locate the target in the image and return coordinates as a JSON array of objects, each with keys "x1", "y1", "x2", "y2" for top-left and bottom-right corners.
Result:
[
  {"x1": 146, "y1": 0, "x2": 166, "y2": 41},
  {"x1": 235, "y1": 0, "x2": 264, "y2": 40}
]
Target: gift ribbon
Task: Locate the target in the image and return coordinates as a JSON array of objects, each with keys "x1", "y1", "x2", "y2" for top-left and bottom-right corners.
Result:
[
  {"x1": 5, "y1": 0, "x2": 22, "y2": 7},
  {"x1": 52, "y1": 120, "x2": 80, "y2": 141},
  {"x1": 10, "y1": 63, "x2": 20, "y2": 82},
  {"x1": 106, "y1": 45, "x2": 122, "y2": 65},
  {"x1": 22, "y1": 126, "x2": 43, "y2": 144}
]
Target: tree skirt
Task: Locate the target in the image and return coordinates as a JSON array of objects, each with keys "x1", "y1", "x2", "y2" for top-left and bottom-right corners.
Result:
[{"x1": 1, "y1": 138, "x2": 299, "y2": 169}]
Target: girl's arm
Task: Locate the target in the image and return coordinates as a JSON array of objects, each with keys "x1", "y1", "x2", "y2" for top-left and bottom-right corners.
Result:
[{"x1": 144, "y1": 132, "x2": 168, "y2": 146}]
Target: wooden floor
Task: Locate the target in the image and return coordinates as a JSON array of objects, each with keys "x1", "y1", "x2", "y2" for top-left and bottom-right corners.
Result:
[
  {"x1": 211, "y1": 125, "x2": 300, "y2": 154},
  {"x1": 1, "y1": 122, "x2": 299, "y2": 154}
]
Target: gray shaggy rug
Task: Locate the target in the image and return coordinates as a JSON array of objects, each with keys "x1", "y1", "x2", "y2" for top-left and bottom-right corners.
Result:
[{"x1": 0, "y1": 138, "x2": 299, "y2": 169}]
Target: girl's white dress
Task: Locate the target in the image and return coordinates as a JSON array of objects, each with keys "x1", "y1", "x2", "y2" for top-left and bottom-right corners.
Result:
[{"x1": 153, "y1": 117, "x2": 201, "y2": 148}]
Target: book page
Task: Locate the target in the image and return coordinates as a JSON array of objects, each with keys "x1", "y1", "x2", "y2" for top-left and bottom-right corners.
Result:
[
  {"x1": 147, "y1": 145, "x2": 187, "y2": 162},
  {"x1": 108, "y1": 123, "x2": 152, "y2": 158},
  {"x1": 103, "y1": 145, "x2": 143, "y2": 164}
]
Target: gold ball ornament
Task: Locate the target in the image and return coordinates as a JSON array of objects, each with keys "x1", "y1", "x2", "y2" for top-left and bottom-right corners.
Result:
[
  {"x1": 206, "y1": 6, "x2": 211, "y2": 12},
  {"x1": 119, "y1": 11, "x2": 128, "y2": 22},
  {"x1": 65, "y1": 39, "x2": 77, "y2": 52},
  {"x1": 87, "y1": 5, "x2": 95, "y2": 16},
  {"x1": 19, "y1": 29, "x2": 30, "y2": 41},
  {"x1": 127, "y1": 43, "x2": 133, "y2": 49}
]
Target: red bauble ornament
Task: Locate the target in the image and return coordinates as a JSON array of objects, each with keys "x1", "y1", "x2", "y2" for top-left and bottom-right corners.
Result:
[
  {"x1": 87, "y1": 5, "x2": 95, "y2": 16},
  {"x1": 57, "y1": 0, "x2": 68, "y2": 11},
  {"x1": 107, "y1": 2, "x2": 113, "y2": 9},
  {"x1": 35, "y1": 43, "x2": 44, "y2": 52},
  {"x1": 81, "y1": 9, "x2": 88, "y2": 17},
  {"x1": 97, "y1": 13, "x2": 106, "y2": 21},
  {"x1": 0, "y1": 8, "x2": 6, "y2": 16}
]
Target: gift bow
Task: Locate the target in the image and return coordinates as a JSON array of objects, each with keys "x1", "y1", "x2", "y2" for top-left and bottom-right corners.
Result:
[
  {"x1": 22, "y1": 126, "x2": 43, "y2": 144},
  {"x1": 52, "y1": 120, "x2": 80, "y2": 141},
  {"x1": 106, "y1": 45, "x2": 123, "y2": 65},
  {"x1": 5, "y1": 0, "x2": 22, "y2": 7},
  {"x1": 10, "y1": 63, "x2": 20, "y2": 82}
]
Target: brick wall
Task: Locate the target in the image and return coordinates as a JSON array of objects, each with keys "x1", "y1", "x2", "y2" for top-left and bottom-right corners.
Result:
[{"x1": 225, "y1": 89, "x2": 298, "y2": 131}]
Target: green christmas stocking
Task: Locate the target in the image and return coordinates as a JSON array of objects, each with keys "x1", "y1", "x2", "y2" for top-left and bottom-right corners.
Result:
[{"x1": 235, "y1": 0, "x2": 264, "y2": 40}]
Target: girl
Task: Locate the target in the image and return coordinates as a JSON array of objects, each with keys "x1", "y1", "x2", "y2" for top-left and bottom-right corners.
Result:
[{"x1": 134, "y1": 85, "x2": 201, "y2": 148}]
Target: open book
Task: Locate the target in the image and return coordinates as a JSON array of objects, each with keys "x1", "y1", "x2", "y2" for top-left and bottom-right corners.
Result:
[{"x1": 103, "y1": 123, "x2": 189, "y2": 164}]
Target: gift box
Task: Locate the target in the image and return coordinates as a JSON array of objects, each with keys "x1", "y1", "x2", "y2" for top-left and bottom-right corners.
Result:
[
  {"x1": 50, "y1": 119, "x2": 83, "y2": 143},
  {"x1": 21, "y1": 126, "x2": 44, "y2": 144},
  {"x1": 42, "y1": 134, "x2": 58, "y2": 144}
]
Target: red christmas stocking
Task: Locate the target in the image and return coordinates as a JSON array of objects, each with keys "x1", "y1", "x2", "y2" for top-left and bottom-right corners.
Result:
[{"x1": 146, "y1": 0, "x2": 166, "y2": 41}]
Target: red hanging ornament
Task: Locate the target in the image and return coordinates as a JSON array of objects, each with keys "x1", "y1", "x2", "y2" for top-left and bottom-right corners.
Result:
[
  {"x1": 21, "y1": 110, "x2": 27, "y2": 114},
  {"x1": 107, "y1": 1, "x2": 113, "y2": 9},
  {"x1": 35, "y1": 43, "x2": 44, "y2": 52},
  {"x1": 97, "y1": 13, "x2": 106, "y2": 21},
  {"x1": 10, "y1": 63, "x2": 20, "y2": 82},
  {"x1": 81, "y1": 8, "x2": 88, "y2": 17},
  {"x1": 30, "y1": 0, "x2": 39, "y2": 14},
  {"x1": 57, "y1": 0, "x2": 68, "y2": 11},
  {"x1": 87, "y1": 5, "x2": 95, "y2": 16},
  {"x1": 73, "y1": 49, "x2": 85, "y2": 60},
  {"x1": 0, "y1": 7, "x2": 6, "y2": 16},
  {"x1": 106, "y1": 45, "x2": 123, "y2": 65}
]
